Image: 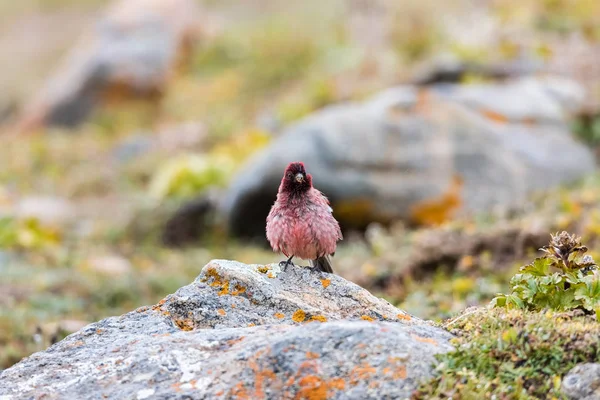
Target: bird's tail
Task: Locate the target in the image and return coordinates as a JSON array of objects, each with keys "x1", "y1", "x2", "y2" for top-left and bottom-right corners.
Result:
[{"x1": 310, "y1": 255, "x2": 334, "y2": 274}]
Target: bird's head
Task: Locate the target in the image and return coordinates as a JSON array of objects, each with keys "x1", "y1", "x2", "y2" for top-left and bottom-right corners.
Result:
[{"x1": 280, "y1": 161, "x2": 312, "y2": 195}]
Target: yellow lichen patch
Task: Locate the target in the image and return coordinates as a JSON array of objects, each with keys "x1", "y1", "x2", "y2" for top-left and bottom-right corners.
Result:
[
  {"x1": 310, "y1": 315, "x2": 327, "y2": 323},
  {"x1": 202, "y1": 266, "x2": 231, "y2": 296},
  {"x1": 248, "y1": 323, "x2": 256, "y2": 327},
  {"x1": 361, "y1": 315, "x2": 374, "y2": 321},
  {"x1": 257, "y1": 265, "x2": 269, "y2": 274},
  {"x1": 218, "y1": 281, "x2": 230, "y2": 296},
  {"x1": 411, "y1": 334, "x2": 438, "y2": 346},
  {"x1": 231, "y1": 283, "x2": 246, "y2": 295},
  {"x1": 320, "y1": 279, "x2": 331, "y2": 288},
  {"x1": 306, "y1": 351, "x2": 320, "y2": 359},
  {"x1": 409, "y1": 175, "x2": 463, "y2": 226},
  {"x1": 174, "y1": 318, "x2": 194, "y2": 331},
  {"x1": 292, "y1": 310, "x2": 306, "y2": 323},
  {"x1": 217, "y1": 309, "x2": 226, "y2": 316},
  {"x1": 274, "y1": 313, "x2": 285, "y2": 319},
  {"x1": 333, "y1": 199, "x2": 376, "y2": 229},
  {"x1": 397, "y1": 313, "x2": 411, "y2": 321},
  {"x1": 267, "y1": 272, "x2": 275, "y2": 279}
]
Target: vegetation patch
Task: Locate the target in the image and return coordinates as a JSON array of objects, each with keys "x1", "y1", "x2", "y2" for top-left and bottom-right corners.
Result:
[{"x1": 414, "y1": 232, "x2": 600, "y2": 399}]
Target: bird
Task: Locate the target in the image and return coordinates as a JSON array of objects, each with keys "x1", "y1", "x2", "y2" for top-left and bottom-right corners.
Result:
[{"x1": 266, "y1": 161, "x2": 343, "y2": 273}]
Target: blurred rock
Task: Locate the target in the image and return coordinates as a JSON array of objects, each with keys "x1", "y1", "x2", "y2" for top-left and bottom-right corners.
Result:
[
  {"x1": 562, "y1": 363, "x2": 600, "y2": 400},
  {"x1": 17, "y1": 0, "x2": 202, "y2": 131},
  {"x1": 15, "y1": 196, "x2": 74, "y2": 226},
  {"x1": 547, "y1": 35, "x2": 600, "y2": 115},
  {"x1": 207, "y1": 75, "x2": 594, "y2": 239},
  {"x1": 0, "y1": 259, "x2": 453, "y2": 399},
  {"x1": 86, "y1": 255, "x2": 132, "y2": 275},
  {"x1": 411, "y1": 58, "x2": 539, "y2": 86}
]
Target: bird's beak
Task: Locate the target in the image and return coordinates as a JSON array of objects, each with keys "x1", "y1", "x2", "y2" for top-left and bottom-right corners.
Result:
[{"x1": 295, "y1": 173, "x2": 305, "y2": 183}]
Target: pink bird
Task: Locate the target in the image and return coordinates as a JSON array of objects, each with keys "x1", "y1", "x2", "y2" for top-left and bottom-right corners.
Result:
[{"x1": 266, "y1": 162, "x2": 343, "y2": 273}]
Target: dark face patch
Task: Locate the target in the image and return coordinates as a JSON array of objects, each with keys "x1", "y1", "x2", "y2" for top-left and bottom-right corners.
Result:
[{"x1": 281, "y1": 162, "x2": 312, "y2": 196}]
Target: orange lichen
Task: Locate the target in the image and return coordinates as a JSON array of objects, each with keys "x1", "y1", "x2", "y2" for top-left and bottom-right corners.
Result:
[
  {"x1": 393, "y1": 365, "x2": 407, "y2": 379},
  {"x1": 230, "y1": 382, "x2": 250, "y2": 400},
  {"x1": 411, "y1": 334, "x2": 438, "y2": 346},
  {"x1": 248, "y1": 323, "x2": 256, "y2": 327},
  {"x1": 217, "y1": 309, "x2": 226, "y2": 316},
  {"x1": 218, "y1": 281, "x2": 230, "y2": 296},
  {"x1": 151, "y1": 298, "x2": 167, "y2": 311},
  {"x1": 226, "y1": 337, "x2": 245, "y2": 346},
  {"x1": 329, "y1": 378, "x2": 345, "y2": 390},
  {"x1": 202, "y1": 267, "x2": 231, "y2": 296},
  {"x1": 295, "y1": 375, "x2": 327, "y2": 400},
  {"x1": 171, "y1": 382, "x2": 182, "y2": 393},
  {"x1": 409, "y1": 175, "x2": 463, "y2": 226},
  {"x1": 350, "y1": 363, "x2": 376, "y2": 385},
  {"x1": 397, "y1": 313, "x2": 411, "y2": 321},
  {"x1": 481, "y1": 109, "x2": 509, "y2": 124},
  {"x1": 361, "y1": 315, "x2": 374, "y2": 321},
  {"x1": 306, "y1": 352, "x2": 320, "y2": 359},
  {"x1": 293, "y1": 310, "x2": 306, "y2": 323},
  {"x1": 231, "y1": 284, "x2": 246, "y2": 295},
  {"x1": 267, "y1": 272, "x2": 276, "y2": 279},
  {"x1": 310, "y1": 315, "x2": 328, "y2": 323},
  {"x1": 274, "y1": 313, "x2": 285, "y2": 319},
  {"x1": 174, "y1": 318, "x2": 194, "y2": 331},
  {"x1": 320, "y1": 279, "x2": 331, "y2": 288},
  {"x1": 257, "y1": 265, "x2": 270, "y2": 274}
]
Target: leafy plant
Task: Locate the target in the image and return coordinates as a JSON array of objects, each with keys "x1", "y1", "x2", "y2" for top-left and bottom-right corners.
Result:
[{"x1": 492, "y1": 231, "x2": 600, "y2": 315}]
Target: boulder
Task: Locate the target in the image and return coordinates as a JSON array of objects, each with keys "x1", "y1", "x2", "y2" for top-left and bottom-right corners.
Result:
[
  {"x1": 215, "y1": 76, "x2": 594, "y2": 239},
  {"x1": 17, "y1": 0, "x2": 202, "y2": 131},
  {"x1": 0, "y1": 260, "x2": 453, "y2": 399},
  {"x1": 563, "y1": 363, "x2": 600, "y2": 400}
]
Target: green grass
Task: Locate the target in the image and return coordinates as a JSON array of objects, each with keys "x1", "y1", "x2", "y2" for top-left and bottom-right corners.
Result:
[{"x1": 413, "y1": 308, "x2": 600, "y2": 399}]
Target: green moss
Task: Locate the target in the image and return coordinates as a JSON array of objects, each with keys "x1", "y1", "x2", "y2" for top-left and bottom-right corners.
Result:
[{"x1": 413, "y1": 307, "x2": 600, "y2": 399}]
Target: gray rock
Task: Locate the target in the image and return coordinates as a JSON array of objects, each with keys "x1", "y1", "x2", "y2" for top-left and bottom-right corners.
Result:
[
  {"x1": 17, "y1": 0, "x2": 202, "y2": 131},
  {"x1": 217, "y1": 76, "x2": 594, "y2": 239},
  {"x1": 563, "y1": 363, "x2": 600, "y2": 400},
  {"x1": 0, "y1": 260, "x2": 453, "y2": 399}
]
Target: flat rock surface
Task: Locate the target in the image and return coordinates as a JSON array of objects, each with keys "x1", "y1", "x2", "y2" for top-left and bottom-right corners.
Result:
[{"x1": 0, "y1": 260, "x2": 454, "y2": 399}]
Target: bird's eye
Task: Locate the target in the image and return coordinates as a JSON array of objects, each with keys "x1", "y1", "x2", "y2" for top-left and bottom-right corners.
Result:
[{"x1": 287, "y1": 172, "x2": 293, "y2": 179}]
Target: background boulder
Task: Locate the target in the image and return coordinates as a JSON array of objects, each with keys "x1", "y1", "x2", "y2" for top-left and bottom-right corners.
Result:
[
  {"x1": 16, "y1": 0, "x2": 202, "y2": 131},
  {"x1": 216, "y1": 76, "x2": 594, "y2": 239}
]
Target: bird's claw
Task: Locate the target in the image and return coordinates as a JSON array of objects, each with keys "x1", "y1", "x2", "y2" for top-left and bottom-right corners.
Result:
[{"x1": 278, "y1": 260, "x2": 295, "y2": 271}]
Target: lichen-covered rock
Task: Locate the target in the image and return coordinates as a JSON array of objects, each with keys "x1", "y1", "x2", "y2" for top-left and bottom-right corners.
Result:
[
  {"x1": 0, "y1": 260, "x2": 453, "y2": 399},
  {"x1": 212, "y1": 76, "x2": 593, "y2": 239},
  {"x1": 563, "y1": 363, "x2": 600, "y2": 400},
  {"x1": 17, "y1": 0, "x2": 202, "y2": 131}
]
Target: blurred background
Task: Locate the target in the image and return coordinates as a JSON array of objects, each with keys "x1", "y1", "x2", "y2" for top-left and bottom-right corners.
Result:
[{"x1": 1, "y1": 0, "x2": 599, "y2": 369}]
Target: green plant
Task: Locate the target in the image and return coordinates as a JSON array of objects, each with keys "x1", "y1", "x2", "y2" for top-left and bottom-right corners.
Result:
[
  {"x1": 492, "y1": 231, "x2": 600, "y2": 315},
  {"x1": 413, "y1": 308, "x2": 600, "y2": 399}
]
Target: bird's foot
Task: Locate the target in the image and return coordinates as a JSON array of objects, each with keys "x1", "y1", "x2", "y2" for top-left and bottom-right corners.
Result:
[
  {"x1": 306, "y1": 265, "x2": 322, "y2": 274},
  {"x1": 278, "y1": 260, "x2": 295, "y2": 271}
]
